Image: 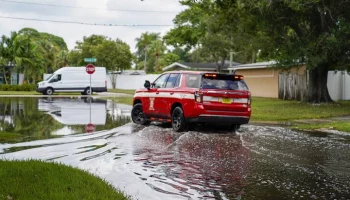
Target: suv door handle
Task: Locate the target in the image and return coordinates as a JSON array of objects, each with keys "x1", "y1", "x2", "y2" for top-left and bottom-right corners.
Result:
[
  {"x1": 170, "y1": 92, "x2": 174, "y2": 95},
  {"x1": 156, "y1": 92, "x2": 159, "y2": 94}
]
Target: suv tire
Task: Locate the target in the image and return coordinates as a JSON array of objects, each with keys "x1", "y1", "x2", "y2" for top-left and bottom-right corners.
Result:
[
  {"x1": 131, "y1": 103, "x2": 150, "y2": 126},
  {"x1": 172, "y1": 107, "x2": 187, "y2": 132}
]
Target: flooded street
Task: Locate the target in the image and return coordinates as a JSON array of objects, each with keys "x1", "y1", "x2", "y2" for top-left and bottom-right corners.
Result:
[{"x1": 1, "y1": 97, "x2": 350, "y2": 199}]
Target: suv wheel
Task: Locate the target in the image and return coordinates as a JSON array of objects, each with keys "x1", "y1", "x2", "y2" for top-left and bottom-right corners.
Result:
[
  {"x1": 131, "y1": 103, "x2": 150, "y2": 125},
  {"x1": 172, "y1": 107, "x2": 187, "y2": 132}
]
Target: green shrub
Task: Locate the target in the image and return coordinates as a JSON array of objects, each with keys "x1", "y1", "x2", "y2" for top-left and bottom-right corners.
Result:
[{"x1": 0, "y1": 84, "x2": 36, "y2": 91}]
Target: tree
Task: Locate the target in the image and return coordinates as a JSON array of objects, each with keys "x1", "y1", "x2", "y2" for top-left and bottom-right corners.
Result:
[
  {"x1": 171, "y1": 47, "x2": 190, "y2": 62},
  {"x1": 163, "y1": 53, "x2": 180, "y2": 66},
  {"x1": 163, "y1": 0, "x2": 255, "y2": 72},
  {"x1": 148, "y1": 40, "x2": 166, "y2": 73},
  {"x1": 69, "y1": 35, "x2": 132, "y2": 72},
  {"x1": 0, "y1": 32, "x2": 36, "y2": 83},
  {"x1": 18, "y1": 28, "x2": 68, "y2": 77},
  {"x1": 69, "y1": 35, "x2": 133, "y2": 88},
  {"x1": 56, "y1": 50, "x2": 69, "y2": 68},
  {"x1": 67, "y1": 50, "x2": 82, "y2": 66},
  {"x1": 236, "y1": 0, "x2": 350, "y2": 103},
  {"x1": 163, "y1": 1, "x2": 208, "y2": 51},
  {"x1": 135, "y1": 32, "x2": 161, "y2": 71}
]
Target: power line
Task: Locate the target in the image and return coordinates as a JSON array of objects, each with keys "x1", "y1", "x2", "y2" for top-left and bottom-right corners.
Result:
[
  {"x1": 0, "y1": 16, "x2": 175, "y2": 27},
  {"x1": 0, "y1": 0, "x2": 180, "y2": 13}
]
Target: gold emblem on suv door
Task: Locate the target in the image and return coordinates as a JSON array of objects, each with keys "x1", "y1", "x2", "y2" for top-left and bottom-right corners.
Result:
[{"x1": 149, "y1": 97, "x2": 155, "y2": 110}]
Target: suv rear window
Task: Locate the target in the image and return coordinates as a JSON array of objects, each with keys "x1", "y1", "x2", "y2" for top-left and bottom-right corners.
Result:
[
  {"x1": 185, "y1": 74, "x2": 249, "y2": 91},
  {"x1": 185, "y1": 74, "x2": 201, "y2": 88},
  {"x1": 202, "y1": 78, "x2": 249, "y2": 91}
]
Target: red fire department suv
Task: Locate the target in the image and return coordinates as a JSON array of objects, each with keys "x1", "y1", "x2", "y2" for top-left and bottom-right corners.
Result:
[{"x1": 131, "y1": 71, "x2": 251, "y2": 132}]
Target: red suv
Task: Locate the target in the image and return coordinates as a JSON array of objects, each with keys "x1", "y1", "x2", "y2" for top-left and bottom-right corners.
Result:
[{"x1": 131, "y1": 71, "x2": 251, "y2": 132}]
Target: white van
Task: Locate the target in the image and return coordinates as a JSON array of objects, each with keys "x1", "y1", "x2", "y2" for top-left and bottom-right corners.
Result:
[{"x1": 36, "y1": 67, "x2": 108, "y2": 95}]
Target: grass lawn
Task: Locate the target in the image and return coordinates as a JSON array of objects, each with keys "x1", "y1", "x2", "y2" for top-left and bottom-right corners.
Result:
[
  {"x1": 105, "y1": 96, "x2": 133, "y2": 105},
  {"x1": 0, "y1": 132, "x2": 24, "y2": 143},
  {"x1": 109, "y1": 95, "x2": 350, "y2": 122},
  {"x1": 251, "y1": 97, "x2": 350, "y2": 121},
  {"x1": 0, "y1": 160, "x2": 130, "y2": 200},
  {"x1": 293, "y1": 121, "x2": 350, "y2": 133},
  {"x1": 108, "y1": 89, "x2": 135, "y2": 95},
  {"x1": 0, "y1": 131, "x2": 61, "y2": 144}
]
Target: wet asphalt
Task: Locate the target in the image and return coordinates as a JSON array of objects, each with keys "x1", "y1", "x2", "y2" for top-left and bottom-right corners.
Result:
[{"x1": 0, "y1": 97, "x2": 349, "y2": 200}]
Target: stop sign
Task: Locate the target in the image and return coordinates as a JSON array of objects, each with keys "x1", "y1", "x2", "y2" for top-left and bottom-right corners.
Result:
[
  {"x1": 85, "y1": 123, "x2": 96, "y2": 133},
  {"x1": 86, "y1": 64, "x2": 95, "y2": 74}
]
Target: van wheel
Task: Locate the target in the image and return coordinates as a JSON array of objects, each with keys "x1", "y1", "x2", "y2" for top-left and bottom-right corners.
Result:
[
  {"x1": 172, "y1": 107, "x2": 187, "y2": 132},
  {"x1": 45, "y1": 87, "x2": 54, "y2": 95},
  {"x1": 84, "y1": 87, "x2": 92, "y2": 95},
  {"x1": 131, "y1": 103, "x2": 150, "y2": 125}
]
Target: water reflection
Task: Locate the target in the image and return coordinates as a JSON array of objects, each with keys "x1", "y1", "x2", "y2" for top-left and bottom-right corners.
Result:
[
  {"x1": 0, "y1": 97, "x2": 131, "y2": 143},
  {"x1": 132, "y1": 127, "x2": 251, "y2": 199}
]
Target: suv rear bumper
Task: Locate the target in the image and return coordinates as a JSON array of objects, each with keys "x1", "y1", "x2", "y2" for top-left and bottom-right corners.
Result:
[{"x1": 187, "y1": 115, "x2": 250, "y2": 125}]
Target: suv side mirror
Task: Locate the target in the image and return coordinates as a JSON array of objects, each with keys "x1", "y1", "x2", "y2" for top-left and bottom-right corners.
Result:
[{"x1": 144, "y1": 80, "x2": 151, "y2": 89}]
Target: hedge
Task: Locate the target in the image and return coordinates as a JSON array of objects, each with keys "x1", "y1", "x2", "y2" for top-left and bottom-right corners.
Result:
[{"x1": 0, "y1": 84, "x2": 36, "y2": 91}]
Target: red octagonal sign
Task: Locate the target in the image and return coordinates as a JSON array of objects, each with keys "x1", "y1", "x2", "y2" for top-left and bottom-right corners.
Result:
[
  {"x1": 85, "y1": 123, "x2": 96, "y2": 133},
  {"x1": 86, "y1": 64, "x2": 95, "y2": 74}
]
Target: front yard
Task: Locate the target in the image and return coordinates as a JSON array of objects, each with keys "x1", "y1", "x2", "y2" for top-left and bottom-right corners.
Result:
[{"x1": 108, "y1": 91, "x2": 350, "y2": 132}]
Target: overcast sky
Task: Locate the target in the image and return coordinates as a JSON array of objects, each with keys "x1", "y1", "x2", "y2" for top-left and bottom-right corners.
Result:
[{"x1": 0, "y1": 0, "x2": 185, "y2": 52}]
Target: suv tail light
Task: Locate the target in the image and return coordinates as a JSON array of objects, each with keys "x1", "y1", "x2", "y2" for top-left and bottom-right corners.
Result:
[
  {"x1": 248, "y1": 92, "x2": 251, "y2": 105},
  {"x1": 194, "y1": 90, "x2": 203, "y2": 103}
]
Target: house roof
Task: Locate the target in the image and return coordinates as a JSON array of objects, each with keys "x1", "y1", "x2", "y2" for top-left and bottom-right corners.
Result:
[
  {"x1": 111, "y1": 70, "x2": 146, "y2": 75},
  {"x1": 227, "y1": 61, "x2": 276, "y2": 70},
  {"x1": 163, "y1": 60, "x2": 241, "y2": 71}
]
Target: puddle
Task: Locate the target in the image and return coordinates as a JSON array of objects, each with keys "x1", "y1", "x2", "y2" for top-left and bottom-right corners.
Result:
[
  {"x1": 1, "y1": 110, "x2": 350, "y2": 199},
  {"x1": 0, "y1": 97, "x2": 131, "y2": 144}
]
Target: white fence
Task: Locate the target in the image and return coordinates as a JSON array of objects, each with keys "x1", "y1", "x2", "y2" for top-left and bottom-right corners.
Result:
[
  {"x1": 327, "y1": 71, "x2": 350, "y2": 101},
  {"x1": 114, "y1": 74, "x2": 160, "y2": 90}
]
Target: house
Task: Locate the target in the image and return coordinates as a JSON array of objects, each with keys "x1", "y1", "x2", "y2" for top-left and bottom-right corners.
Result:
[
  {"x1": 228, "y1": 61, "x2": 306, "y2": 99},
  {"x1": 162, "y1": 60, "x2": 241, "y2": 73},
  {"x1": 0, "y1": 65, "x2": 24, "y2": 85}
]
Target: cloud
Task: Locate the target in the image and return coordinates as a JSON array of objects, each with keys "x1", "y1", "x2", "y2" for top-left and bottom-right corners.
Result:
[{"x1": 0, "y1": 0, "x2": 184, "y2": 52}]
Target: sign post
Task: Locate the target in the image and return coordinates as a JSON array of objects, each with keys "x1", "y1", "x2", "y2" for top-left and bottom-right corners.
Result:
[
  {"x1": 84, "y1": 58, "x2": 97, "y2": 97},
  {"x1": 85, "y1": 63, "x2": 95, "y2": 97}
]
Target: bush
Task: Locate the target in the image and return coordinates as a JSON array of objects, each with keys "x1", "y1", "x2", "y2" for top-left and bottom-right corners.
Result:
[{"x1": 0, "y1": 84, "x2": 36, "y2": 91}]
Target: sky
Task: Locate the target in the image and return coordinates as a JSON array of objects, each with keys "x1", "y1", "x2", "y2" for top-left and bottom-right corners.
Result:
[{"x1": 0, "y1": 0, "x2": 185, "y2": 52}]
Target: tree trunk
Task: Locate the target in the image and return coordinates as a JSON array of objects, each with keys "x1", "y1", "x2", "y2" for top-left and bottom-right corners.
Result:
[
  {"x1": 307, "y1": 64, "x2": 333, "y2": 103},
  {"x1": 2, "y1": 68, "x2": 8, "y2": 84},
  {"x1": 154, "y1": 55, "x2": 159, "y2": 72},
  {"x1": 216, "y1": 57, "x2": 225, "y2": 73},
  {"x1": 111, "y1": 73, "x2": 116, "y2": 89}
]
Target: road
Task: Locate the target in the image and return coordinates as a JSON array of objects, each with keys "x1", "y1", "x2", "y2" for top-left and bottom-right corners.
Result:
[{"x1": 1, "y1": 122, "x2": 349, "y2": 199}]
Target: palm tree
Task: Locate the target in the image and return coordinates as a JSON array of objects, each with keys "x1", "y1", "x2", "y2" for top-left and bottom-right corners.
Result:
[
  {"x1": 0, "y1": 32, "x2": 30, "y2": 84},
  {"x1": 135, "y1": 32, "x2": 160, "y2": 71},
  {"x1": 149, "y1": 40, "x2": 166, "y2": 72},
  {"x1": 56, "y1": 50, "x2": 68, "y2": 69}
]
